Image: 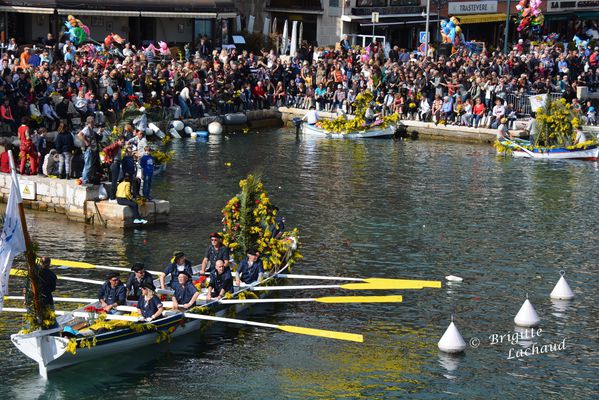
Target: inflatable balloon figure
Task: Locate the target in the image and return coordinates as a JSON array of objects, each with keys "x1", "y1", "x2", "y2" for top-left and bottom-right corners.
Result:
[
  {"x1": 65, "y1": 15, "x2": 90, "y2": 45},
  {"x1": 516, "y1": 0, "x2": 544, "y2": 33},
  {"x1": 104, "y1": 33, "x2": 125, "y2": 48},
  {"x1": 158, "y1": 41, "x2": 170, "y2": 56},
  {"x1": 440, "y1": 16, "x2": 465, "y2": 46}
]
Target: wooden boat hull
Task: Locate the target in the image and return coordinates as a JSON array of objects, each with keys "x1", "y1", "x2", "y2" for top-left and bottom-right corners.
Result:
[{"x1": 301, "y1": 122, "x2": 396, "y2": 139}]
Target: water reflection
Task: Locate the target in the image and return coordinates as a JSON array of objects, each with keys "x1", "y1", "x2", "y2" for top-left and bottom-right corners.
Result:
[{"x1": 0, "y1": 131, "x2": 598, "y2": 398}]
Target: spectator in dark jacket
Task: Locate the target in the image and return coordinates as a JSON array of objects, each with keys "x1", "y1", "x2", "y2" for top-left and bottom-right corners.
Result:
[{"x1": 54, "y1": 122, "x2": 74, "y2": 179}]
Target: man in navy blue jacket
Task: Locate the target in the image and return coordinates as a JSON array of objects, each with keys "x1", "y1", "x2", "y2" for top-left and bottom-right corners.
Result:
[
  {"x1": 99, "y1": 272, "x2": 126, "y2": 313},
  {"x1": 235, "y1": 248, "x2": 263, "y2": 286}
]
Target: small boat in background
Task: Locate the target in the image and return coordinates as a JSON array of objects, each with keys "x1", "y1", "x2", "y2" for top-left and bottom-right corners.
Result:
[{"x1": 301, "y1": 122, "x2": 396, "y2": 139}]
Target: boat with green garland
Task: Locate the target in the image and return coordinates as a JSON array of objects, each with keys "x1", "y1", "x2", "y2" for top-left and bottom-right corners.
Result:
[{"x1": 495, "y1": 98, "x2": 598, "y2": 161}]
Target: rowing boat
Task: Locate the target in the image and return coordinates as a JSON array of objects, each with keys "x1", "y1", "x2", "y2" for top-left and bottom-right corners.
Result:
[
  {"x1": 301, "y1": 122, "x2": 396, "y2": 139},
  {"x1": 10, "y1": 260, "x2": 292, "y2": 378},
  {"x1": 496, "y1": 139, "x2": 599, "y2": 161}
]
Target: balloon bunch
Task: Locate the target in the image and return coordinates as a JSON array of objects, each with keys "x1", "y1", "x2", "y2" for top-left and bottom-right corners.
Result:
[
  {"x1": 65, "y1": 15, "x2": 90, "y2": 45},
  {"x1": 516, "y1": 0, "x2": 544, "y2": 32},
  {"x1": 440, "y1": 17, "x2": 465, "y2": 46}
]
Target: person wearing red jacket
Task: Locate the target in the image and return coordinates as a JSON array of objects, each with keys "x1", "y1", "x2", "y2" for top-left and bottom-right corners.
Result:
[
  {"x1": 18, "y1": 118, "x2": 38, "y2": 175},
  {"x1": 252, "y1": 80, "x2": 267, "y2": 109}
]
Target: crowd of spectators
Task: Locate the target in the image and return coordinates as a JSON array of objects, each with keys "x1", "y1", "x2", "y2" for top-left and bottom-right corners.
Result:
[{"x1": 1, "y1": 28, "x2": 599, "y2": 176}]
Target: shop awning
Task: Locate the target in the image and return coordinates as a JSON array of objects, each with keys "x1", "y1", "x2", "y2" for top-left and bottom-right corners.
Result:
[
  {"x1": 57, "y1": 9, "x2": 140, "y2": 16},
  {"x1": 576, "y1": 12, "x2": 599, "y2": 20},
  {"x1": 457, "y1": 13, "x2": 506, "y2": 24},
  {"x1": 0, "y1": 6, "x2": 54, "y2": 13},
  {"x1": 140, "y1": 11, "x2": 217, "y2": 18}
]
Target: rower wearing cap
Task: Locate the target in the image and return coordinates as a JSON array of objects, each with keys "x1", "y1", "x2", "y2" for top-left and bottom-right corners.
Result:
[
  {"x1": 200, "y1": 232, "x2": 229, "y2": 275},
  {"x1": 235, "y1": 248, "x2": 264, "y2": 286},
  {"x1": 125, "y1": 262, "x2": 155, "y2": 300},
  {"x1": 160, "y1": 251, "x2": 193, "y2": 290},
  {"x1": 171, "y1": 271, "x2": 200, "y2": 311},
  {"x1": 137, "y1": 282, "x2": 163, "y2": 322},
  {"x1": 207, "y1": 260, "x2": 233, "y2": 301},
  {"x1": 99, "y1": 272, "x2": 127, "y2": 314}
]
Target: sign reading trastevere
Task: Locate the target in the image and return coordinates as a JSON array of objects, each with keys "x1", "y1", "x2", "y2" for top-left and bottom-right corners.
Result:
[{"x1": 448, "y1": 1, "x2": 498, "y2": 14}]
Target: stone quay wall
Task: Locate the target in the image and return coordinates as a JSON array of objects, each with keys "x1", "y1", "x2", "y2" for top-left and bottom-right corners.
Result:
[{"x1": 0, "y1": 173, "x2": 169, "y2": 228}]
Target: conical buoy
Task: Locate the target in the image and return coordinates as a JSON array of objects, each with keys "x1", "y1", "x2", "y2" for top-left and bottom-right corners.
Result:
[
  {"x1": 514, "y1": 294, "x2": 540, "y2": 327},
  {"x1": 438, "y1": 316, "x2": 467, "y2": 353},
  {"x1": 550, "y1": 271, "x2": 574, "y2": 300}
]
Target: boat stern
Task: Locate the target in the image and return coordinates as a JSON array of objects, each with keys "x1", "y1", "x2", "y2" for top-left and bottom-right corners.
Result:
[{"x1": 11, "y1": 330, "x2": 70, "y2": 378}]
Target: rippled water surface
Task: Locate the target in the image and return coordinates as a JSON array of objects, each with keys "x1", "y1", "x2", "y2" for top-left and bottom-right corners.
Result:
[{"x1": 0, "y1": 130, "x2": 597, "y2": 399}]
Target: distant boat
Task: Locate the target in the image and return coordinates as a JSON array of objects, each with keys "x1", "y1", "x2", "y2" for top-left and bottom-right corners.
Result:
[
  {"x1": 497, "y1": 139, "x2": 599, "y2": 161},
  {"x1": 301, "y1": 122, "x2": 396, "y2": 139}
]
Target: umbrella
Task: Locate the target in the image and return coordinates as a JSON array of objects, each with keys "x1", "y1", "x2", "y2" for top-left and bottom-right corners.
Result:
[
  {"x1": 263, "y1": 17, "x2": 270, "y2": 36},
  {"x1": 248, "y1": 15, "x2": 255, "y2": 33},
  {"x1": 299, "y1": 22, "x2": 303, "y2": 47},
  {"x1": 272, "y1": 17, "x2": 277, "y2": 35},
  {"x1": 289, "y1": 21, "x2": 298, "y2": 57},
  {"x1": 282, "y1": 20, "x2": 288, "y2": 55}
]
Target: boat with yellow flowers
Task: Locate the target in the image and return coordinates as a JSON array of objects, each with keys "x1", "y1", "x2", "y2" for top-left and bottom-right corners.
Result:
[
  {"x1": 302, "y1": 120, "x2": 396, "y2": 139},
  {"x1": 299, "y1": 91, "x2": 398, "y2": 139},
  {"x1": 4, "y1": 173, "x2": 437, "y2": 378},
  {"x1": 496, "y1": 138, "x2": 599, "y2": 161}
]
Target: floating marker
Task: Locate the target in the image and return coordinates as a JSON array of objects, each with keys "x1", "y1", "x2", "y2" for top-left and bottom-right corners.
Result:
[
  {"x1": 438, "y1": 315, "x2": 467, "y2": 354},
  {"x1": 514, "y1": 294, "x2": 540, "y2": 327},
  {"x1": 225, "y1": 162, "x2": 232, "y2": 167},
  {"x1": 208, "y1": 121, "x2": 223, "y2": 135},
  {"x1": 445, "y1": 275, "x2": 463, "y2": 282},
  {"x1": 550, "y1": 271, "x2": 574, "y2": 300}
]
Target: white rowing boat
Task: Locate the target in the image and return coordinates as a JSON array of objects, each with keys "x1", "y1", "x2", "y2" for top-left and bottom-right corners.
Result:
[
  {"x1": 497, "y1": 139, "x2": 599, "y2": 161},
  {"x1": 10, "y1": 261, "x2": 291, "y2": 378},
  {"x1": 301, "y1": 122, "x2": 396, "y2": 139}
]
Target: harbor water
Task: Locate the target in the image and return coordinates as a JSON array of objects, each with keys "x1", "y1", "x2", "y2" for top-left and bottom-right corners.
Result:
[{"x1": 0, "y1": 129, "x2": 597, "y2": 399}]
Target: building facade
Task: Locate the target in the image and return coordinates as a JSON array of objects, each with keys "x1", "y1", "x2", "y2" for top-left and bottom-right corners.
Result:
[{"x1": 0, "y1": 0, "x2": 236, "y2": 48}]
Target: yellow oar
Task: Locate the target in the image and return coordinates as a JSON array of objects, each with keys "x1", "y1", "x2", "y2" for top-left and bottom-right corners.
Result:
[
  {"x1": 50, "y1": 259, "x2": 162, "y2": 275},
  {"x1": 250, "y1": 280, "x2": 441, "y2": 291},
  {"x1": 220, "y1": 295, "x2": 403, "y2": 304},
  {"x1": 275, "y1": 274, "x2": 442, "y2": 290},
  {"x1": 183, "y1": 313, "x2": 363, "y2": 342},
  {"x1": 343, "y1": 279, "x2": 442, "y2": 290}
]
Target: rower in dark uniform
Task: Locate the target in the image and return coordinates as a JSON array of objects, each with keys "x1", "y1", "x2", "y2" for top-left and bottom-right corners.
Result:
[
  {"x1": 126, "y1": 262, "x2": 154, "y2": 300},
  {"x1": 200, "y1": 232, "x2": 229, "y2": 275},
  {"x1": 136, "y1": 282, "x2": 163, "y2": 322},
  {"x1": 38, "y1": 256, "x2": 57, "y2": 308},
  {"x1": 99, "y1": 272, "x2": 127, "y2": 314},
  {"x1": 234, "y1": 248, "x2": 264, "y2": 286},
  {"x1": 171, "y1": 271, "x2": 200, "y2": 311},
  {"x1": 160, "y1": 251, "x2": 193, "y2": 290},
  {"x1": 207, "y1": 260, "x2": 233, "y2": 301}
]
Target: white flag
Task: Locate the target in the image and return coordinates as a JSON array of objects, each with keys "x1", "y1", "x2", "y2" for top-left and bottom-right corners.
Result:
[
  {"x1": 0, "y1": 155, "x2": 26, "y2": 311},
  {"x1": 529, "y1": 94, "x2": 547, "y2": 113}
]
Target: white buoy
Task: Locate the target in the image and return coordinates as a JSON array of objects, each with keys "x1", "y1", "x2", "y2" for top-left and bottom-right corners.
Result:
[
  {"x1": 208, "y1": 121, "x2": 223, "y2": 135},
  {"x1": 438, "y1": 316, "x2": 467, "y2": 354},
  {"x1": 184, "y1": 126, "x2": 193, "y2": 135},
  {"x1": 514, "y1": 294, "x2": 540, "y2": 327},
  {"x1": 550, "y1": 271, "x2": 574, "y2": 300},
  {"x1": 172, "y1": 120, "x2": 184, "y2": 131},
  {"x1": 445, "y1": 275, "x2": 463, "y2": 282}
]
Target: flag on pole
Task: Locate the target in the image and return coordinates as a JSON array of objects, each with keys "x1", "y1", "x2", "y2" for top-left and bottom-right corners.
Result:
[
  {"x1": 0, "y1": 152, "x2": 26, "y2": 311},
  {"x1": 529, "y1": 94, "x2": 547, "y2": 113}
]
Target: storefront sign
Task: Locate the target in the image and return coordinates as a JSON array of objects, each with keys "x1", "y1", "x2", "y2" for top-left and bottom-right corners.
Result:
[
  {"x1": 548, "y1": 0, "x2": 599, "y2": 11},
  {"x1": 448, "y1": 1, "x2": 498, "y2": 14}
]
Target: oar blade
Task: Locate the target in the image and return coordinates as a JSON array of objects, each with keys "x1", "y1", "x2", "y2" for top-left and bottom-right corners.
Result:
[
  {"x1": 315, "y1": 295, "x2": 403, "y2": 303},
  {"x1": 50, "y1": 259, "x2": 95, "y2": 269},
  {"x1": 9, "y1": 268, "x2": 27, "y2": 277},
  {"x1": 278, "y1": 325, "x2": 363, "y2": 343},
  {"x1": 341, "y1": 279, "x2": 442, "y2": 290}
]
